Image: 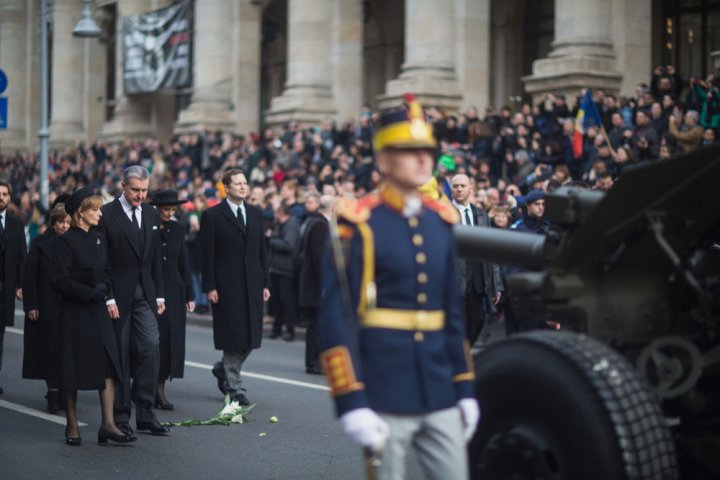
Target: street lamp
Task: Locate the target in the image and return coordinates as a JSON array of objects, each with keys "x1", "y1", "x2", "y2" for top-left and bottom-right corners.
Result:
[
  {"x1": 73, "y1": 0, "x2": 102, "y2": 38},
  {"x1": 38, "y1": 0, "x2": 101, "y2": 211}
]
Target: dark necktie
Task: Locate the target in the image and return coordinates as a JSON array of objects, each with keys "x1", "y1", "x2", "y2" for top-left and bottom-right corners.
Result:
[
  {"x1": 465, "y1": 208, "x2": 472, "y2": 226},
  {"x1": 237, "y1": 206, "x2": 246, "y2": 230},
  {"x1": 132, "y1": 207, "x2": 140, "y2": 231}
]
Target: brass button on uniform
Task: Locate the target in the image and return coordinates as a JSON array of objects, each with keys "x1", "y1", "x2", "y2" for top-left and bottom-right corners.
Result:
[
  {"x1": 408, "y1": 217, "x2": 419, "y2": 228},
  {"x1": 414, "y1": 332, "x2": 424, "y2": 342},
  {"x1": 416, "y1": 252, "x2": 427, "y2": 264},
  {"x1": 412, "y1": 234, "x2": 423, "y2": 246},
  {"x1": 417, "y1": 293, "x2": 428, "y2": 304},
  {"x1": 417, "y1": 272, "x2": 428, "y2": 284}
]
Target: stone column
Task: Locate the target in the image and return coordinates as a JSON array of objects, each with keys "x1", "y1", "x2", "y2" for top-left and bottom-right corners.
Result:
[
  {"x1": 332, "y1": 0, "x2": 363, "y2": 121},
  {"x1": 231, "y1": 0, "x2": 262, "y2": 135},
  {"x1": 49, "y1": 0, "x2": 86, "y2": 146},
  {"x1": 379, "y1": 0, "x2": 461, "y2": 111},
  {"x1": 455, "y1": 0, "x2": 490, "y2": 111},
  {"x1": 0, "y1": 0, "x2": 31, "y2": 151},
  {"x1": 100, "y1": 0, "x2": 153, "y2": 141},
  {"x1": 611, "y1": 0, "x2": 651, "y2": 96},
  {"x1": 524, "y1": 0, "x2": 622, "y2": 102},
  {"x1": 264, "y1": 0, "x2": 336, "y2": 127},
  {"x1": 175, "y1": 0, "x2": 236, "y2": 133}
]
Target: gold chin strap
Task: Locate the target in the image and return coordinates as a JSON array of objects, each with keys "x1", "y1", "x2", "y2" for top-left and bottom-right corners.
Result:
[{"x1": 356, "y1": 222, "x2": 376, "y2": 317}]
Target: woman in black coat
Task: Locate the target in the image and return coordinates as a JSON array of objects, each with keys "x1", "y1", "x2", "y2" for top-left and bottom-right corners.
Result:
[
  {"x1": 151, "y1": 190, "x2": 195, "y2": 410},
  {"x1": 50, "y1": 189, "x2": 135, "y2": 446},
  {"x1": 22, "y1": 203, "x2": 71, "y2": 412}
]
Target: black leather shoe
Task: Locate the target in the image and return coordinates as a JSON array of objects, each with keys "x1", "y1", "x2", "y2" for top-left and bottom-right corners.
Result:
[
  {"x1": 117, "y1": 423, "x2": 134, "y2": 436},
  {"x1": 230, "y1": 392, "x2": 250, "y2": 407},
  {"x1": 98, "y1": 427, "x2": 136, "y2": 444},
  {"x1": 136, "y1": 421, "x2": 170, "y2": 435},
  {"x1": 268, "y1": 332, "x2": 281, "y2": 339},
  {"x1": 211, "y1": 361, "x2": 229, "y2": 395},
  {"x1": 283, "y1": 332, "x2": 295, "y2": 342},
  {"x1": 154, "y1": 399, "x2": 174, "y2": 411},
  {"x1": 0, "y1": 386, "x2": 4, "y2": 394},
  {"x1": 305, "y1": 366, "x2": 323, "y2": 375},
  {"x1": 65, "y1": 428, "x2": 81, "y2": 446}
]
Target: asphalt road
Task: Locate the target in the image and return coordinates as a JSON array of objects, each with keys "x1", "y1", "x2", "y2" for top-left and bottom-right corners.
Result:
[{"x1": 0, "y1": 309, "x2": 425, "y2": 480}]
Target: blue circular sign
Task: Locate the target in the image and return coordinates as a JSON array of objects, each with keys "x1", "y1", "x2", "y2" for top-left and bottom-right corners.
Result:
[{"x1": 0, "y1": 69, "x2": 7, "y2": 94}]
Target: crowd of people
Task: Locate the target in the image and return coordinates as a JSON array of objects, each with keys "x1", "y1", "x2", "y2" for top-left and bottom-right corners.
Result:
[{"x1": 2, "y1": 66, "x2": 717, "y2": 250}]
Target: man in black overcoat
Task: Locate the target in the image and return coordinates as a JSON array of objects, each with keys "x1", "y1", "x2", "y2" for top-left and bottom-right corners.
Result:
[
  {"x1": 201, "y1": 169, "x2": 270, "y2": 406},
  {"x1": 297, "y1": 193, "x2": 331, "y2": 374},
  {"x1": 97, "y1": 166, "x2": 168, "y2": 435},
  {"x1": 450, "y1": 173, "x2": 503, "y2": 345},
  {"x1": 0, "y1": 181, "x2": 27, "y2": 394}
]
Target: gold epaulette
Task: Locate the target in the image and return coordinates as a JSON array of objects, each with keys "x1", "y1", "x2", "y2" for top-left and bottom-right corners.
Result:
[
  {"x1": 421, "y1": 195, "x2": 460, "y2": 224},
  {"x1": 335, "y1": 194, "x2": 380, "y2": 224}
]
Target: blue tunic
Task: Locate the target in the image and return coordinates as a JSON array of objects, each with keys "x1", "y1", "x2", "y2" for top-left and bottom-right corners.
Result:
[{"x1": 317, "y1": 188, "x2": 475, "y2": 416}]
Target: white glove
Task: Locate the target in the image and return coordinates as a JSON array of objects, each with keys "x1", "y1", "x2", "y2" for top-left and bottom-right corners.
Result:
[
  {"x1": 340, "y1": 408, "x2": 390, "y2": 451},
  {"x1": 458, "y1": 398, "x2": 480, "y2": 441}
]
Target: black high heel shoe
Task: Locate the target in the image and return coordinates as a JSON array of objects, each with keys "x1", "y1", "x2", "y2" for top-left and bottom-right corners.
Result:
[
  {"x1": 154, "y1": 398, "x2": 174, "y2": 411},
  {"x1": 65, "y1": 428, "x2": 81, "y2": 446},
  {"x1": 98, "y1": 427, "x2": 137, "y2": 444}
]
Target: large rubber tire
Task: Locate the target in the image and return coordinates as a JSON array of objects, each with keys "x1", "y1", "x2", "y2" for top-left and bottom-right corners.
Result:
[{"x1": 469, "y1": 331, "x2": 678, "y2": 480}]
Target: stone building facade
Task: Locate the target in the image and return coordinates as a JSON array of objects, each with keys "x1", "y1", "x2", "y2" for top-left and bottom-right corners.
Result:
[{"x1": 1, "y1": 0, "x2": 718, "y2": 151}]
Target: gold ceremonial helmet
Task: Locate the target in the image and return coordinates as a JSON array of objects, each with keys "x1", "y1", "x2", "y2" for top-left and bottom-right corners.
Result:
[{"x1": 373, "y1": 93, "x2": 437, "y2": 152}]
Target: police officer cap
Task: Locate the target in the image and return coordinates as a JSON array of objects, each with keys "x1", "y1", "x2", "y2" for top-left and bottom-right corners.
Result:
[
  {"x1": 65, "y1": 188, "x2": 94, "y2": 216},
  {"x1": 525, "y1": 189, "x2": 545, "y2": 205}
]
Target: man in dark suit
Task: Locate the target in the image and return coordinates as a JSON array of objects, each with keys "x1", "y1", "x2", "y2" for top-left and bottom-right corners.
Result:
[
  {"x1": 98, "y1": 166, "x2": 168, "y2": 435},
  {"x1": 201, "y1": 169, "x2": 270, "y2": 406},
  {"x1": 450, "y1": 173, "x2": 503, "y2": 345},
  {"x1": 297, "y1": 193, "x2": 331, "y2": 374},
  {"x1": 0, "y1": 181, "x2": 27, "y2": 394}
]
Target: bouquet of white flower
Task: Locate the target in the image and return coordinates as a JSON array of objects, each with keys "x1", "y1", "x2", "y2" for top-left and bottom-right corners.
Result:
[{"x1": 163, "y1": 394, "x2": 254, "y2": 427}]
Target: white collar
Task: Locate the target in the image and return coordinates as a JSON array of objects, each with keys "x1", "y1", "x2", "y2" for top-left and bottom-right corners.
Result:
[
  {"x1": 452, "y1": 199, "x2": 471, "y2": 211},
  {"x1": 226, "y1": 198, "x2": 245, "y2": 213},
  {"x1": 119, "y1": 194, "x2": 140, "y2": 213}
]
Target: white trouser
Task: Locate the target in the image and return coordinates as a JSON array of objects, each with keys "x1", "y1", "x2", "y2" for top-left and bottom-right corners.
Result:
[{"x1": 377, "y1": 406, "x2": 468, "y2": 480}]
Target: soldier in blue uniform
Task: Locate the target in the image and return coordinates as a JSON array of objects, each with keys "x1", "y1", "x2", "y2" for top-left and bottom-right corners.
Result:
[
  {"x1": 317, "y1": 94, "x2": 479, "y2": 480},
  {"x1": 510, "y1": 189, "x2": 550, "y2": 234}
]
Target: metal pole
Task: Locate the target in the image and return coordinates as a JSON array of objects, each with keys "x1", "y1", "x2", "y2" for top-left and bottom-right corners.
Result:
[{"x1": 38, "y1": 0, "x2": 50, "y2": 211}]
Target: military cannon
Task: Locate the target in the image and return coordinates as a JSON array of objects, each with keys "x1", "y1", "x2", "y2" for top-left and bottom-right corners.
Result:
[{"x1": 455, "y1": 146, "x2": 720, "y2": 480}]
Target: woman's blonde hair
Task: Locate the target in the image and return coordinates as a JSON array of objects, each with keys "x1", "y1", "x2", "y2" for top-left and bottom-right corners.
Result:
[{"x1": 71, "y1": 195, "x2": 103, "y2": 227}]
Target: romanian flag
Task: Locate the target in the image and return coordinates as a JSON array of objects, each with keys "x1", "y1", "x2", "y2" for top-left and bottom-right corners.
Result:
[{"x1": 573, "y1": 90, "x2": 604, "y2": 159}]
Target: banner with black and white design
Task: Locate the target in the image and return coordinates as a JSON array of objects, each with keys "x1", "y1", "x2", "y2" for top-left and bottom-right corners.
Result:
[{"x1": 123, "y1": 0, "x2": 192, "y2": 94}]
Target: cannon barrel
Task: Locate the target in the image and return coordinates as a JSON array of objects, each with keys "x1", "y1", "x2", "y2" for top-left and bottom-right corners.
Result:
[{"x1": 453, "y1": 225, "x2": 546, "y2": 269}]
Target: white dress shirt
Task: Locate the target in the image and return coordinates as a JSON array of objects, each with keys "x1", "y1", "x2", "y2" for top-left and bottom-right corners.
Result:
[
  {"x1": 452, "y1": 200, "x2": 474, "y2": 226},
  {"x1": 119, "y1": 194, "x2": 142, "y2": 228},
  {"x1": 226, "y1": 198, "x2": 246, "y2": 223}
]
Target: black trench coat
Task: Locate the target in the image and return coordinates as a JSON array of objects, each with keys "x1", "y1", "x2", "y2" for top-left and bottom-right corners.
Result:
[
  {"x1": 200, "y1": 201, "x2": 269, "y2": 352},
  {"x1": 298, "y1": 213, "x2": 329, "y2": 308},
  {"x1": 1, "y1": 213, "x2": 27, "y2": 328},
  {"x1": 22, "y1": 230, "x2": 61, "y2": 380},
  {"x1": 50, "y1": 227, "x2": 121, "y2": 391},
  {"x1": 158, "y1": 221, "x2": 194, "y2": 379}
]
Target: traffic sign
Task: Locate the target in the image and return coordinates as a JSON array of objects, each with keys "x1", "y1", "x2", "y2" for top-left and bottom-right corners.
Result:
[
  {"x1": 0, "y1": 98, "x2": 7, "y2": 129},
  {"x1": 0, "y1": 69, "x2": 7, "y2": 94}
]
